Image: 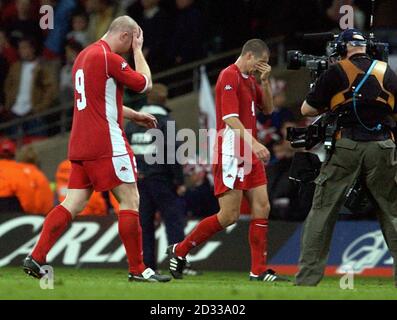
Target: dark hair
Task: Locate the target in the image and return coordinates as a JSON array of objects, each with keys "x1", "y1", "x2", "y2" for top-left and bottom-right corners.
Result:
[
  {"x1": 71, "y1": 10, "x2": 89, "y2": 21},
  {"x1": 241, "y1": 39, "x2": 269, "y2": 58},
  {"x1": 147, "y1": 83, "x2": 168, "y2": 105},
  {"x1": 66, "y1": 39, "x2": 84, "y2": 53},
  {"x1": 18, "y1": 37, "x2": 40, "y2": 55}
]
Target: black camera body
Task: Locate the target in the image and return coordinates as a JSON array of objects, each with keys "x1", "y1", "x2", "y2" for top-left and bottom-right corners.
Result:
[
  {"x1": 286, "y1": 117, "x2": 325, "y2": 150},
  {"x1": 287, "y1": 51, "x2": 329, "y2": 75},
  {"x1": 286, "y1": 32, "x2": 389, "y2": 81},
  {"x1": 286, "y1": 113, "x2": 341, "y2": 151}
]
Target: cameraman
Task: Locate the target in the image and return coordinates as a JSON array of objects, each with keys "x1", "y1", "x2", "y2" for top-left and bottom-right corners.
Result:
[{"x1": 296, "y1": 29, "x2": 397, "y2": 286}]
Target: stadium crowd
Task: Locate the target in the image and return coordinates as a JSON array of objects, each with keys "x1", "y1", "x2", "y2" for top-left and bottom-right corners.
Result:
[
  {"x1": 1, "y1": 0, "x2": 397, "y2": 222},
  {"x1": 2, "y1": 0, "x2": 395, "y2": 134}
]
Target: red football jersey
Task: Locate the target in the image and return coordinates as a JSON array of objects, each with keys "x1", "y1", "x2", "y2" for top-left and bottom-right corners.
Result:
[
  {"x1": 68, "y1": 40, "x2": 148, "y2": 160},
  {"x1": 214, "y1": 64, "x2": 264, "y2": 159}
]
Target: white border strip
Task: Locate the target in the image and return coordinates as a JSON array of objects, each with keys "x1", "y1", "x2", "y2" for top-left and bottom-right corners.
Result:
[
  {"x1": 138, "y1": 74, "x2": 149, "y2": 93},
  {"x1": 222, "y1": 113, "x2": 239, "y2": 120}
]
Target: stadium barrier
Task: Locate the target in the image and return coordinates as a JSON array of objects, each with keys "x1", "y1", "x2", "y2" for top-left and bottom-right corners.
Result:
[{"x1": 0, "y1": 213, "x2": 392, "y2": 276}]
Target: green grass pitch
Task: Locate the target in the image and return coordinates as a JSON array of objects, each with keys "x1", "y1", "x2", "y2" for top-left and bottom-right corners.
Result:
[{"x1": 0, "y1": 267, "x2": 396, "y2": 300}]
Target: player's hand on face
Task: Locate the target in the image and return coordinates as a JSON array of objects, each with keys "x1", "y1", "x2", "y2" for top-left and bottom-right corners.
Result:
[
  {"x1": 255, "y1": 62, "x2": 271, "y2": 82},
  {"x1": 253, "y1": 141, "x2": 270, "y2": 164},
  {"x1": 132, "y1": 27, "x2": 144, "y2": 52},
  {"x1": 133, "y1": 111, "x2": 157, "y2": 128}
]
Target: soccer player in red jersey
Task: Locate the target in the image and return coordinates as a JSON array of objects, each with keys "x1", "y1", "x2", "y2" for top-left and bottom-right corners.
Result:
[
  {"x1": 23, "y1": 16, "x2": 171, "y2": 282},
  {"x1": 168, "y1": 39, "x2": 289, "y2": 282}
]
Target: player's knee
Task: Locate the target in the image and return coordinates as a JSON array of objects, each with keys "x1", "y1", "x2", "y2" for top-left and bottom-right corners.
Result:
[
  {"x1": 218, "y1": 208, "x2": 240, "y2": 227},
  {"x1": 62, "y1": 198, "x2": 88, "y2": 216},
  {"x1": 252, "y1": 200, "x2": 270, "y2": 219},
  {"x1": 228, "y1": 214, "x2": 240, "y2": 226},
  {"x1": 262, "y1": 201, "x2": 271, "y2": 215},
  {"x1": 119, "y1": 192, "x2": 140, "y2": 211}
]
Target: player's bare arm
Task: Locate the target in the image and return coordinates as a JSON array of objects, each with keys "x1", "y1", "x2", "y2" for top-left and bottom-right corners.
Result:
[
  {"x1": 223, "y1": 116, "x2": 270, "y2": 163},
  {"x1": 301, "y1": 100, "x2": 320, "y2": 116},
  {"x1": 122, "y1": 105, "x2": 157, "y2": 128},
  {"x1": 255, "y1": 62, "x2": 274, "y2": 114},
  {"x1": 132, "y1": 27, "x2": 153, "y2": 91}
]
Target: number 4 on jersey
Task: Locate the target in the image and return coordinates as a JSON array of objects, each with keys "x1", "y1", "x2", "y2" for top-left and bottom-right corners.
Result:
[{"x1": 75, "y1": 69, "x2": 87, "y2": 111}]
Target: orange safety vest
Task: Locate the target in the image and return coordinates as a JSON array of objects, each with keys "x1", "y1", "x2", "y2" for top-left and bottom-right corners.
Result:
[
  {"x1": 0, "y1": 160, "x2": 29, "y2": 204},
  {"x1": 19, "y1": 162, "x2": 54, "y2": 214},
  {"x1": 0, "y1": 159, "x2": 52, "y2": 214}
]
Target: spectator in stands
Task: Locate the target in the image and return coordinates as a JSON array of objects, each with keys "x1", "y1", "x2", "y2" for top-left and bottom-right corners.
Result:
[
  {"x1": 269, "y1": 79, "x2": 295, "y2": 130},
  {"x1": 0, "y1": 28, "x2": 18, "y2": 64},
  {"x1": 0, "y1": 138, "x2": 24, "y2": 212},
  {"x1": 59, "y1": 40, "x2": 83, "y2": 108},
  {"x1": 0, "y1": 55, "x2": 6, "y2": 110},
  {"x1": 258, "y1": 78, "x2": 294, "y2": 133},
  {"x1": 86, "y1": 0, "x2": 119, "y2": 43},
  {"x1": 3, "y1": 37, "x2": 57, "y2": 135},
  {"x1": 66, "y1": 11, "x2": 90, "y2": 47},
  {"x1": 168, "y1": 0, "x2": 204, "y2": 65},
  {"x1": 183, "y1": 161, "x2": 219, "y2": 218},
  {"x1": 125, "y1": 83, "x2": 188, "y2": 271},
  {"x1": 0, "y1": 0, "x2": 16, "y2": 27},
  {"x1": 41, "y1": 0, "x2": 79, "y2": 59},
  {"x1": 257, "y1": 78, "x2": 295, "y2": 161},
  {"x1": 17, "y1": 144, "x2": 53, "y2": 214},
  {"x1": 137, "y1": 0, "x2": 171, "y2": 72},
  {"x1": 0, "y1": 138, "x2": 53, "y2": 214},
  {"x1": 0, "y1": 28, "x2": 18, "y2": 110},
  {"x1": 4, "y1": 0, "x2": 42, "y2": 47}
]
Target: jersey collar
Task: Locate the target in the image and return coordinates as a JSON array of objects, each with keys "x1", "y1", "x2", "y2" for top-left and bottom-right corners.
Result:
[
  {"x1": 99, "y1": 39, "x2": 111, "y2": 52},
  {"x1": 232, "y1": 64, "x2": 250, "y2": 79}
]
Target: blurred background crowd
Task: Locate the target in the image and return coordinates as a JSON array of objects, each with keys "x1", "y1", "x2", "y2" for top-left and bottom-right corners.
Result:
[{"x1": 1, "y1": 0, "x2": 397, "y2": 222}]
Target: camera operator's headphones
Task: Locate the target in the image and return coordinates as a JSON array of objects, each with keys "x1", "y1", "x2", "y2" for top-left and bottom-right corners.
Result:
[{"x1": 335, "y1": 29, "x2": 367, "y2": 57}]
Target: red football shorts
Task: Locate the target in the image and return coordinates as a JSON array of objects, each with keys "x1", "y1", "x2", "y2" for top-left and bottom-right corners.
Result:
[
  {"x1": 68, "y1": 153, "x2": 138, "y2": 192},
  {"x1": 213, "y1": 154, "x2": 267, "y2": 197}
]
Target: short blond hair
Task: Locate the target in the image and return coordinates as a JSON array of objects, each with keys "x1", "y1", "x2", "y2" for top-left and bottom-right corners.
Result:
[{"x1": 108, "y1": 15, "x2": 137, "y2": 34}]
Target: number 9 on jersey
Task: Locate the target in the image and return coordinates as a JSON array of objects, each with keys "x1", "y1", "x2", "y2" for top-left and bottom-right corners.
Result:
[{"x1": 75, "y1": 69, "x2": 87, "y2": 111}]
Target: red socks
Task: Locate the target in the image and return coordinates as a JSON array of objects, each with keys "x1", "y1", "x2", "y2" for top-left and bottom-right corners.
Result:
[
  {"x1": 31, "y1": 206, "x2": 267, "y2": 276},
  {"x1": 175, "y1": 214, "x2": 223, "y2": 257},
  {"x1": 118, "y1": 210, "x2": 146, "y2": 274},
  {"x1": 249, "y1": 218, "x2": 269, "y2": 275},
  {"x1": 31, "y1": 205, "x2": 72, "y2": 264}
]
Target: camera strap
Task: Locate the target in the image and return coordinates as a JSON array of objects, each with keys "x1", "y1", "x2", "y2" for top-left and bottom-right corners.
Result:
[{"x1": 352, "y1": 60, "x2": 382, "y2": 132}]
